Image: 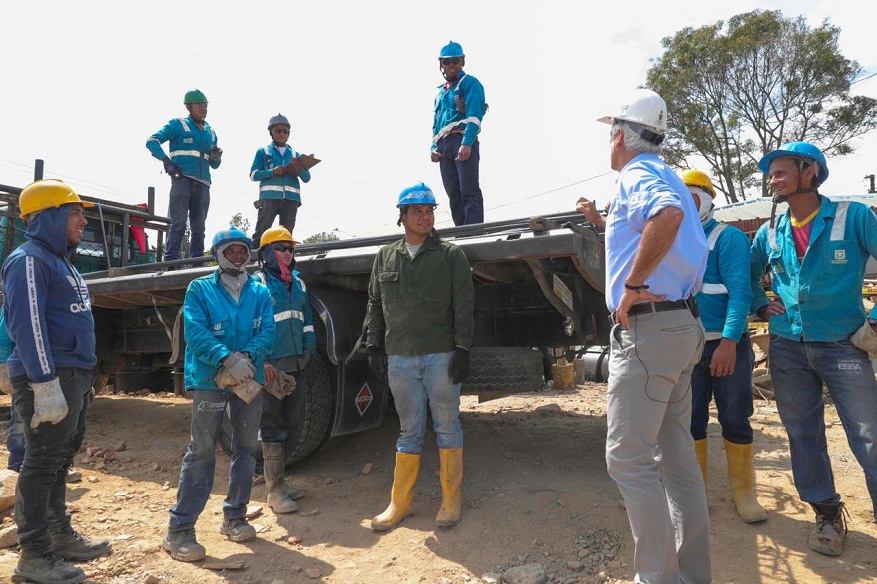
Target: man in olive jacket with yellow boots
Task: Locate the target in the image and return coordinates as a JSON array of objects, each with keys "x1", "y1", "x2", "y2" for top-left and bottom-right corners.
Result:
[{"x1": 365, "y1": 183, "x2": 475, "y2": 531}]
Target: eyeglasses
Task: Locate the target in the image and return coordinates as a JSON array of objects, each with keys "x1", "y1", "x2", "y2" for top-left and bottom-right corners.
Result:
[
  {"x1": 272, "y1": 244, "x2": 295, "y2": 253},
  {"x1": 272, "y1": 128, "x2": 290, "y2": 134},
  {"x1": 441, "y1": 58, "x2": 462, "y2": 66}
]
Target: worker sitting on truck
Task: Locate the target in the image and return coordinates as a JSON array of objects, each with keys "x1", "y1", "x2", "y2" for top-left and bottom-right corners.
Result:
[
  {"x1": 365, "y1": 183, "x2": 475, "y2": 530},
  {"x1": 682, "y1": 169, "x2": 766, "y2": 524},
  {"x1": 162, "y1": 227, "x2": 275, "y2": 562},
  {"x1": 2, "y1": 179, "x2": 111, "y2": 584},
  {"x1": 751, "y1": 142, "x2": 877, "y2": 556},
  {"x1": 255, "y1": 226, "x2": 316, "y2": 515}
]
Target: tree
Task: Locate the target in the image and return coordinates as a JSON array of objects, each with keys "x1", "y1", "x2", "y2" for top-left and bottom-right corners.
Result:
[
  {"x1": 229, "y1": 213, "x2": 251, "y2": 234},
  {"x1": 302, "y1": 231, "x2": 340, "y2": 244},
  {"x1": 646, "y1": 10, "x2": 877, "y2": 202}
]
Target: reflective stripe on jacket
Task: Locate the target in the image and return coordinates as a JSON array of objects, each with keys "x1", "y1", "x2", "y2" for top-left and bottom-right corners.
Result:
[
  {"x1": 146, "y1": 116, "x2": 220, "y2": 184},
  {"x1": 694, "y1": 219, "x2": 752, "y2": 341},
  {"x1": 432, "y1": 71, "x2": 486, "y2": 149},
  {"x1": 249, "y1": 144, "x2": 311, "y2": 203},
  {"x1": 751, "y1": 197, "x2": 877, "y2": 341},
  {"x1": 182, "y1": 271, "x2": 275, "y2": 391},
  {"x1": 257, "y1": 270, "x2": 316, "y2": 360}
]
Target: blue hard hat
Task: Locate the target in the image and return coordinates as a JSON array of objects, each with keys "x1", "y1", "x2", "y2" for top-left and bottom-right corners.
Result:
[
  {"x1": 397, "y1": 183, "x2": 438, "y2": 208},
  {"x1": 758, "y1": 142, "x2": 829, "y2": 185},
  {"x1": 439, "y1": 41, "x2": 465, "y2": 59},
  {"x1": 211, "y1": 226, "x2": 252, "y2": 256}
]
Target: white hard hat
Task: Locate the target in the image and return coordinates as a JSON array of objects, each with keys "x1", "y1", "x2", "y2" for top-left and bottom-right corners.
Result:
[{"x1": 598, "y1": 89, "x2": 667, "y2": 139}]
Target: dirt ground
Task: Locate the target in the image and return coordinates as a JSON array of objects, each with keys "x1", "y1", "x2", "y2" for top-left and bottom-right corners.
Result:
[{"x1": 0, "y1": 382, "x2": 875, "y2": 584}]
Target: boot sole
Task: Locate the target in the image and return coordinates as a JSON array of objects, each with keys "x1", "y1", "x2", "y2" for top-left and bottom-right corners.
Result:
[
  {"x1": 370, "y1": 513, "x2": 411, "y2": 532},
  {"x1": 161, "y1": 538, "x2": 206, "y2": 562},
  {"x1": 12, "y1": 570, "x2": 85, "y2": 584},
  {"x1": 220, "y1": 526, "x2": 257, "y2": 542},
  {"x1": 53, "y1": 544, "x2": 112, "y2": 562}
]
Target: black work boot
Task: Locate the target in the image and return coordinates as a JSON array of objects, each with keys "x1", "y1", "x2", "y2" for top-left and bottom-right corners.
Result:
[
  {"x1": 220, "y1": 517, "x2": 257, "y2": 542},
  {"x1": 51, "y1": 526, "x2": 112, "y2": 561},
  {"x1": 161, "y1": 527, "x2": 206, "y2": 562},
  {"x1": 808, "y1": 501, "x2": 848, "y2": 556},
  {"x1": 12, "y1": 553, "x2": 85, "y2": 584},
  {"x1": 263, "y1": 442, "x2": 299, "y2": 514}
]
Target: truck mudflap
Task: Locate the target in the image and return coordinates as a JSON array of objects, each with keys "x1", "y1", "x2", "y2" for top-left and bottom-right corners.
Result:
[{"x1": 308, "y1": 286, "x2": 388, "y2": 437}]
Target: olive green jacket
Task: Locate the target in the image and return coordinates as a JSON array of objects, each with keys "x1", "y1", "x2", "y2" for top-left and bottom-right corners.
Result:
[{"x1": 365, "y1": 232, "x2": 474, "y2": 355}]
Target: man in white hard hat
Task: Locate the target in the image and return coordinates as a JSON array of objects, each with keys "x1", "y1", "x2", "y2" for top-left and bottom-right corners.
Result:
[{"x1": 577, "y1": 89, "x2": 711, "y2": 584}]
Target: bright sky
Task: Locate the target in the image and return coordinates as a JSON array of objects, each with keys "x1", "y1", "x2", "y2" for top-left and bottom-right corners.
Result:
[{"x1": 2, "y1": 1, "x2": 876, "y2": 242}]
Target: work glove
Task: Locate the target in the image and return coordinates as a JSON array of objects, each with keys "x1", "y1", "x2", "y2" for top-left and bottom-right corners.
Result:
[
  {"x1": 222, "y1": 352, "x2": 255, "y2": 384},
  {"x1": 29, "y1": 377, "x2": 69, "y2": 428},
  {"x1": 209, "y1": 146, "x2": 223, "y2": 162},
  {"x1": 230, "y1": 379, "x2": 263, "y2": 404},
  {"x1": 449, "y1": 346, "x2": 470, "y2": 385},
  {"x1": 0, "y1": 365, "x2": 12, "y2": 396},
  {"x1": 264, "y1": 369, "x2": 297, "y2": 400},
  {"x1": 367, "y1": 345, "x2": 386, "y2": 379},
  {"x1": 162, "y1": 157, "x2": 182, "y2": 179}
]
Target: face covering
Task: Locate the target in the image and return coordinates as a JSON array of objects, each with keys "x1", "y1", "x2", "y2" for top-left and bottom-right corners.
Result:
[{"x1": 693, "y1": 188, "x2": 714, "y2": 225}]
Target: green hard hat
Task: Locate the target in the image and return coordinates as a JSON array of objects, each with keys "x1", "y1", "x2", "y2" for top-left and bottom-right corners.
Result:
[{"x1": 184, "y1": 89, "x2": 208, "y2": 105}]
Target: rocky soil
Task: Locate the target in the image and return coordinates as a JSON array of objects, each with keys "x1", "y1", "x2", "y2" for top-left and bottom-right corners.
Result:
[{"x1": 0, "y1": 381, "x2": 875, "y2": 584}]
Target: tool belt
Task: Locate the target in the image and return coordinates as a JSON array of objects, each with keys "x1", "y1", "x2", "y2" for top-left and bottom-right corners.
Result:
[{"x1": 610, "y1": 298, "x2": 699, "y2": 326}]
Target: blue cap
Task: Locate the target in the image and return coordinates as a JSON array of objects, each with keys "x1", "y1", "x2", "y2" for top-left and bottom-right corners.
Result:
[{"x1": 397, "y1": 183, "x2": 438, "y2": 208}]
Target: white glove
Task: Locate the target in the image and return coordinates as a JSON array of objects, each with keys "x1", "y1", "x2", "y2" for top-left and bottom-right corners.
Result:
[
  {"x1": 0, "y1": 364, "x2": 12, "y2": 396},
  {"x1": 30, "y1": 378, "x2": 69, "y2": 428},
  {"x1": 851, "y1": 320, "x2": 877, "y2": 357},
  {"x1": 222, "y1": 352, "x2": 255, "y2": 384},
  {"x1": 230, "y1": 379, "x2": 263, "y2": 404}
]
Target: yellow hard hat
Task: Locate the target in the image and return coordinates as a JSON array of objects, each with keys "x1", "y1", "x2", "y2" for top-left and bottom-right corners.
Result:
[
  {"x1": 18, "y1": 179, "x2": 94, "y2": 219},
  {"x1": 681, "y1": 169, "x2": 716, "y2": 198},
  {"x1": 260, "y1": 226, "x2": 300, "y2": 248}
]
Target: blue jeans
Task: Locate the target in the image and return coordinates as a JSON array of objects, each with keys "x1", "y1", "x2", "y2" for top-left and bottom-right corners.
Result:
[
  {"x1": 260, "y1": 367, "x2": 307, "y2": 445},
  {"x1": 690, "y1": 335, "x2": 755, "y2": 444},
  {"x1": 437, "y1": 134, "x2": 483, "y2": 226},
  {"x1": 13, "y1": 368, "x2": 93, "y2": 558},
  {"x1": 166, "y1": 177, "x2": 210, "y2": 261},
  {"x1": 168, "y1": 390, "x2": 262, "y2": 530},
  {"x1": 387, "y1": 352, "x2": 463, "y2": 454},
  {"x1": 7, "y1": 390, "x2": 24, "y2": 471},
  {"x1": 769, "y1": 335, "x2": 877, "y2": 519}
]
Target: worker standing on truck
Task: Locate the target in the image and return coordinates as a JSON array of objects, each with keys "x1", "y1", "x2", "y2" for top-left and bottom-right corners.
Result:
[
  {"x1": 578, "y1": 89, "x2": 711, "y2": 584},
  {"x1": 431, "y1": 41, "x2": 487, "y2": 226},
  {"x1": 250, "y1": 114, "x2": 313, "y2": 247},
  {"x1": 682, "y1": 169, "x2": 766, "y2": 524},
  {"x1": 751, "y1": 142, "x2": 877, "y2": 557},
  {"x1": 365, "y1": 183, "x2": 475, "y2": 530},
  {"x1": 162, "y1": 227, "x2": 275, "y2": 562},
  {"x1": 146, "y1": 89, "x2": 222, "y2": 261},
  {"x1": 255, "y1": 226, "x2": 316, "y2": 515},
  {"x1": 2, "y1": 179, "x2": 111, "y2": 584}
]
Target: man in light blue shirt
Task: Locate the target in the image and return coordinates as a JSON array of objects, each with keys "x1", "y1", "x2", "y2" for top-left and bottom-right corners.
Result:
[{"x1": 578, "y1": 89, "x2": 710, "y2": 584}]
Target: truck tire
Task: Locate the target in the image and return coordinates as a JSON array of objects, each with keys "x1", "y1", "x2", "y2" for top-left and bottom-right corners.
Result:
[
  {"x1": 218, "y1": 352, "x2": 335, "y2": 468},
  {"x1": 463, "y1": 347, "x2": 544, "y2": 394},
  {"x1": 92, "y1": 373, "x2": 110, "y2": 393}
]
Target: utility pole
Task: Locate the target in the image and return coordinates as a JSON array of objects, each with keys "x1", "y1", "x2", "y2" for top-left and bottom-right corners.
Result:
[{"x1": 866, "y1": 174, "x2": 876, "y2": 194}]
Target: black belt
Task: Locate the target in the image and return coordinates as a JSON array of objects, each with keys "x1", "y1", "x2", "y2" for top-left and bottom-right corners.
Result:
[{"x1": 611, "y1": 298, "x2": 699, "y2": 325}]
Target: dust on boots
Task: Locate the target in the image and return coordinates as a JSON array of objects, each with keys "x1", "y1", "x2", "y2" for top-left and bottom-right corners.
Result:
[
  {"x1": 371, "y1": 449, "x2": 464, "y2": 531},
  {"x1": 809, "y1": 501, "x2": 848, "y2": 556}
]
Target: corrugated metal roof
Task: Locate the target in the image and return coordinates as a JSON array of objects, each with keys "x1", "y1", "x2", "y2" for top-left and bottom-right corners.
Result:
[{"x1": 714, "y1": 193, "x2": 877, "y2": 222}]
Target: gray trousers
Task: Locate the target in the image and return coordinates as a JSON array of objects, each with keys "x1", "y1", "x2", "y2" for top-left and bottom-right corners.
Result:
[{"x1": 605, "y1": 308, "x2": 711, "y2": 584}]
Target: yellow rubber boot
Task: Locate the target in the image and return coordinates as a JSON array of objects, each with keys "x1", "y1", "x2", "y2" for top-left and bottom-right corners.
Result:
[
  {"x1": 724, "y1": 439, "x2": 767, "y2": 523},
  {"x1": 436, "y1": 448, "x2": 463, "y2": 527},
  {"x1": 694, "y1": 438, "x2": 708, "y2": 483},
  {"x1": 371, "y1": 452, "x2": 420, "y2": 531}
]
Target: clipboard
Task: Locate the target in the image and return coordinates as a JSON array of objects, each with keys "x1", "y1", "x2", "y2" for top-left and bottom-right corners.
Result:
[{"x1": 297, "y1": 154, "x2": 321, "y2": 169}]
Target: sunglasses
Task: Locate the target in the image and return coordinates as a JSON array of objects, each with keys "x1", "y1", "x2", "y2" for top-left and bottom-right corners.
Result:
[
  {"x1": 272, "y1": 244, "x2": 295, "y2": 253},
  {"x1": 441, "y1": 58, "x2": 462, "y2": 66},
  {"x1": 272, "y1": 128, "x2": 290, "y2": 134}
]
